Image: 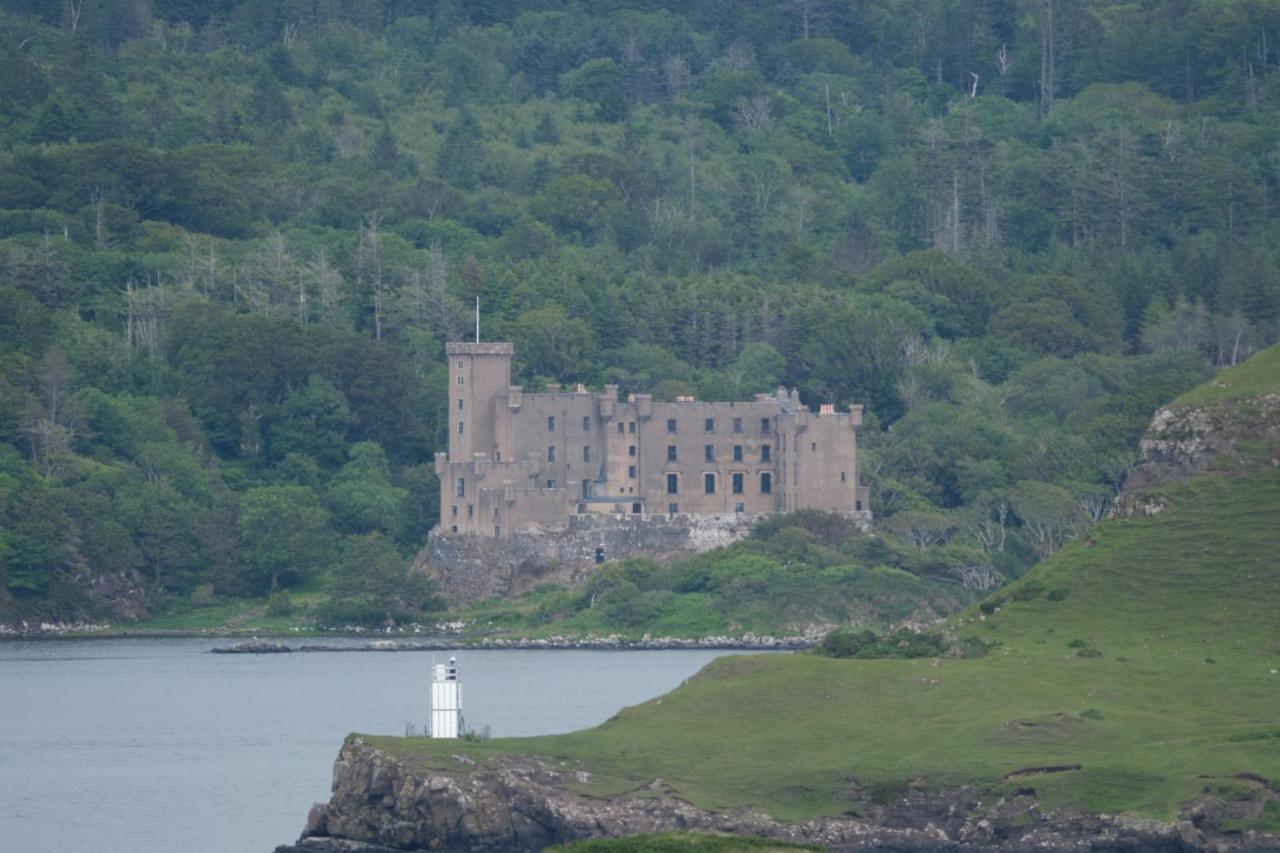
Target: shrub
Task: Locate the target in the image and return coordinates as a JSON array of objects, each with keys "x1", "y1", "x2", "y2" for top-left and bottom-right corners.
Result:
[
  {"x1": 1079, "y1": 708, "x2": 1105, "y2": 720},
  {"x1": 1076, "y1": 646, "x2": 1103, "y2": 658},
  {"x1": 265, "y1": 591, "x2": 294, "y2": 617}
]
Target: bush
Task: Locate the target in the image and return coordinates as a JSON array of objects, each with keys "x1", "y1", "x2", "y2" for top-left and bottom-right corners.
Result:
[
  {"x1": 1076, "y1": 646, "x2": 1103, "y2": 658},
  {"x1": 265, "y1": 591, "x2": 294, "y2": 617},
  {"x1": 190, "y1": 583, "x2": 217, "y2": 608}
]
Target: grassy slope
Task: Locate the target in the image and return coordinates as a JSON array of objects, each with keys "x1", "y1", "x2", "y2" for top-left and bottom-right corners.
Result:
[
  {"x1": 1175, "y1": 345, "x2": 1280, "y2": 405},
  {"x1": 365, "y1": 353, "x2": 1280, "y2": 828}
]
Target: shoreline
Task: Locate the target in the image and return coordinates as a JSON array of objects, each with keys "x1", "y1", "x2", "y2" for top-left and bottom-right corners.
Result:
[{"x1": 0, "y1": 623, "x2": 817, "y2": 651}]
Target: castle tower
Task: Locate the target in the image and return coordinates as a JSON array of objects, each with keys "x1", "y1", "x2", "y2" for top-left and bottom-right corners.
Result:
[
  {"x1": 447, "y1": 342, "x2": 513, "y2": 462},
  {"x1": 430, "y1": 656, "x2": 462, "y2": 739}
]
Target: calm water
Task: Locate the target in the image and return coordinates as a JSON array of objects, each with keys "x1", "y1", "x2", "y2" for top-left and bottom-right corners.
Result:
[{"x1": 0, "y1": 638, "x2": 747, "y2": 852}]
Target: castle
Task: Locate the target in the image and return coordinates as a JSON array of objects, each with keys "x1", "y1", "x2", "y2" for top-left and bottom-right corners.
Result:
[{"x1": 433, "y1": 342, "x2": 869, "y2": 540}]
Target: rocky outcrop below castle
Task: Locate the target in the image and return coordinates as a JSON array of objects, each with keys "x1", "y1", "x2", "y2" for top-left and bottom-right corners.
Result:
[
  {"x1": 276, "y1": 739, "x2": 1279, "y2": 852},
  {"x1": 1113, "y1": 392, "x2": 1280, "y2": 517},
  {"x1": 416, "y1": 513, "x2": 780, "y2": 604}
]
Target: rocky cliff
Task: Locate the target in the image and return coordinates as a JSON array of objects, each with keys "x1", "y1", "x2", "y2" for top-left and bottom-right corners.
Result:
[
  {"x1": 276, "y1": 739, "x2": 1276, "y2": 852},
  {"x1": 1113, "y1": 391, "x2": 1280, "y2": 517}
]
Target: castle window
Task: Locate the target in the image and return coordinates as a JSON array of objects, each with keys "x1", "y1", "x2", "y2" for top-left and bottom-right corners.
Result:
[
  {"x1": 451, "y1": 525, "x2": 457, "y2": 533},
  {"x1": 762, "y1": 418, "x2": 771, "y2": 433},
  {"x1": 855, "y1": 499, "x2": 862, "y2": 511},
  {"x1": 628, "y1": 445, "x2": 636, "y2": 457},
  {"x1": 667, "y1": 418, "x2": 677, "y2": 433},
  {"x1": 704, "y1": 473, "x2": 716, "y2": 494},
  {"x1": 705, "y1": 417, "x2": 714, "y2": 432},
  {"x1": 760, "y1": 472, "x2": 772, "y2": 494},
  {"x1": 628, "y1": 465, "x2": 637, "y2": 478},
  {"x1": 458, "y1": 398, "x2": 463, "y2": 410},
  {"x1": 583, "y1": 446, "x2": 591, "y2": 463},
  {"x1": 704, "y1": 444, "x2": 714, "y2": 462},
  {"x1": 547, "y1": 446, "x2": 556, "y2": 462},
  {"x1": 629, "y1": 422, "x2": 636, "y2": 433},
  {"x1": 733, "y1": 445, "x2": 743, "y2": 462},
  {"x1": 451, "y1": 505, "x2": 458, "y2": 516},
  {"x1": 761, "y1": 445, "x2": 771, "y2": 462},
  {"x1": 811, "y1": 442, "x2": 817, "y2": 451},
  {"x1": 732, "y1": 417, "x2": 742, "y2": 433},
  {"x1": 667, "y1": 473, "x2": 678, "y2": 494},
  {"x1": 583, "y1": 416, "x2": 591, "y2": 431},
  {"x1": 458, "y1": 420, "x2": 464, "y2": 434},
  {"x1": 495, "y1": 525, "x2": 500, "y2": 537},
  {"x1": 457, "y1": 376, "x2": 463, "y2": 385},
  {"x1": 617, "y1": 422, "x2": 624, "y2": 433},
  {"x1": 467, "y1": 504, "x2": 473, "y2": 518},
  {"x1": 457, "y1": 478, "x2": 465, "y2": 497},
  {"x1": 668, "y1": 503, "x2": 678, "y2": 515},
  {"x1": 735, "y1": 502, "x2": 745, "y2": 513},
  {"x1": 457, "y1": 360, "x2": 464, "y2": 368},
  {"x1": 582, "y1": 480, "x2": 592, "y2": 498},
  {"x1": 548, "y1": 416, "x2": 555, "y2": 431},
  {"x1": 841, "y1": 471, "x2": 846, "y2": 482},
  {"x1": 547, "y1": 479, "x2": 556, "y2": 489},
  {"x1": 732, "y1": 472, "x2": 744, "y2": 494},
  {"x1": 632, "y1": 502, "x2": 642, "y2": 514},
  {"x1": 667, "y1": 445, "x2": 677, "y2": 462}
]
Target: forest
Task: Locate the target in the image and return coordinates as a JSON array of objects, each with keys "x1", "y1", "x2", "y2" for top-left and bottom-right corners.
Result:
[{"x1": 0, "y1": 0, "x2": 1276, "y2": 627}]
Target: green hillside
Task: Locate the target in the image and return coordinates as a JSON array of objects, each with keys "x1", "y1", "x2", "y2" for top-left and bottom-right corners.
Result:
[
  {"x1": 368, "y1": 358, "x2": 1280, "y2": 831},
  {"x1": 7, "y1": 0, "x2": 1280, "y2": 626}
]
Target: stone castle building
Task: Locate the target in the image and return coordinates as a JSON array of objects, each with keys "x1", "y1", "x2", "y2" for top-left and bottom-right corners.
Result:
[{"x1": 433, "y1": 342, "x2": 870, "y2": 541}]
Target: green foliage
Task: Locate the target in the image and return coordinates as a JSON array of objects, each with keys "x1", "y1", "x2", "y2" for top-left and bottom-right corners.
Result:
[{"x1": 1, "y1": 2, "x2": 1278, "y2": 624}]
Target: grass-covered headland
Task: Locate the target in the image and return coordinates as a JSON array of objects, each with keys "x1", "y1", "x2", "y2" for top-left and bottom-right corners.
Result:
[{"x1": 361, "y1": 362, "x2": 1280, "y2": 834}]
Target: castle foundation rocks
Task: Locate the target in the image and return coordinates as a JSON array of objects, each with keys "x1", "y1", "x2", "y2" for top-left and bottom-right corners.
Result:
[{"x1": 414, "y1": 512, "x2": 821, "y2": 605}]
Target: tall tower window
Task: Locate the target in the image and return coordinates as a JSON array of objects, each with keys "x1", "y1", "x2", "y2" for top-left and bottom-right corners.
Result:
[
  {"x1": 583, "y1": 446, "x2": 591, "y2": 463},
  {"x1": 760, "y1": 472, "x2": 772, "y2": 494},
  {"x1": 583, "y1": 416, "x2": 591, "y2": 431},
  {"x1": 704, "y1": 444, "x2": 714, "y2": 462},
  {"x1": 761, "y1": 418, "x2": 771, "y2": 433},
  {"x1": 457, "y1": 399, "x2": 463, "y2": 410},
  {"x1": 666, "y1": 473, "x2": 678, "y2": 494},
  {"x1": 457, "y1": 478, "x2": 465, "y2": 497},
  {"x1": 732, "y1": 418, "x2": 743, "y2": 433},
  {"x1": 547, "y1": 446, "x2": 556, "y2": 462},
  {"x1": 628, "y1": 465, "x2": 637, "y2": 478},
  {"x1": 732, "y1": 472, "x2": 744, "y2": 494},
  {"x1": 705, "y1": 418, "x2": 714, "y2": 432},
  {"x1": 733, "y1": 445, "x2": 743, "y2": 462},
  {"x1": 761, "y1": 445, "x2": 771, "y2": 462},
  {"x1": 667, "y1": 445, "x2": 677, "y2": 462},
  {"x1": 457, "y1": 420, "x2": 464, "y2": 434},
  {"x1": 547, "y1": 416, "x2": 555, "y2": 431},
  {"x1": 704, "y1": 473, "x2": 716, "y2": 494},
  {"x1": 457, "y1": 376, "x2": 463, "y2": 385},
  {"x1": 667, "y1": 418, "x2": 678, "y2": 433},
  {"x1": 629, "y1": 445, "x2": 637, "y2": 457}
]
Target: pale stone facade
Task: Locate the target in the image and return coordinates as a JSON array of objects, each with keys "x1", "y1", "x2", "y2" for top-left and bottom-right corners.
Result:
[{"x1": 434, "y1": 342, "x2": 870, "y2": 539}]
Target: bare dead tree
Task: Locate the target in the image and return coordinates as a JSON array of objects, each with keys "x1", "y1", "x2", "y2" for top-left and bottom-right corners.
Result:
[
  {"x1": 663, "y1": 55, "x2": 691, "y2": 99},
  {"x1": 733, "y1": 94, "x2": 775, "y2": 135},
  {"x1": 67, "y1": 0, "x2": 83, "y2": 34},
  {"x1": 89, "y1": 187, "x2": 108, "y2": 248},
  {"x1": 358, "y1": 212, "x2": 388, "y2": 341},
  {"x1": 1039, "y1": 0, "x2": 1055, "y2": 116},
  {"x1": 997, "y1": 43, "x2": 1010, "y2": 77}
]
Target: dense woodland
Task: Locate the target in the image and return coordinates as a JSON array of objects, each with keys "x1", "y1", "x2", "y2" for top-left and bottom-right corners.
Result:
[{"x1": 1, "y1": 0, "x2": 1277, "y2": 626}]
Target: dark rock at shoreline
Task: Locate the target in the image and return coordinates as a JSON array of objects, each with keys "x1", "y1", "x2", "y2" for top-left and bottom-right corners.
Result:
[
  {"x1": 274, "y1": 739, "x2": 1280, "y2": 853},
  {"x1": 211, "y1": 640, "x2": 293, "y2": 654}
]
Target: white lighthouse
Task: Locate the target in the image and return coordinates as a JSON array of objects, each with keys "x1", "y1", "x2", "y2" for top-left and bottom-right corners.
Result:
[{"x1": 430, "y1": 656, "x2": 462, "y2": 739}]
